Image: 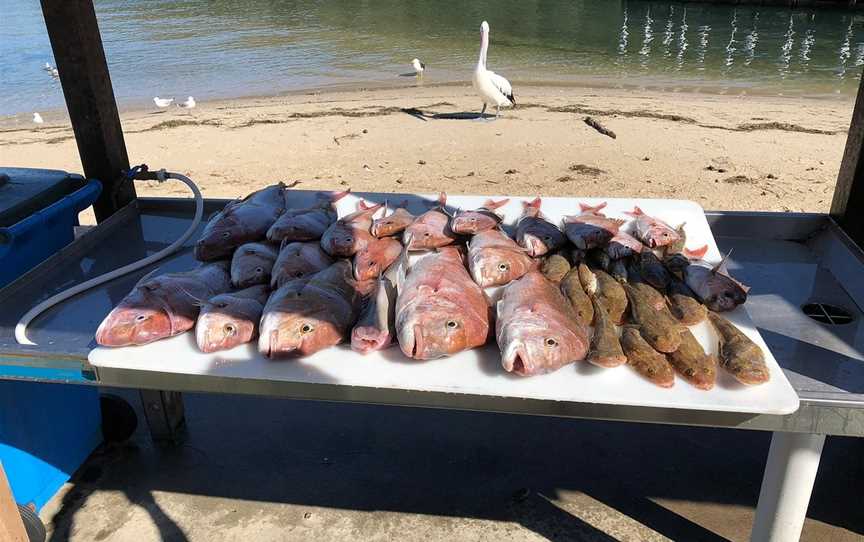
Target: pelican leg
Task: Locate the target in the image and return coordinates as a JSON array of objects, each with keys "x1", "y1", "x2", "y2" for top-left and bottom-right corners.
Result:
[
  {"x1": 495, "y1": 105, "x2": 501, "y2": 119},
  {"x1": 475, "y1": 103, "x2": 487, "y2": 121}
]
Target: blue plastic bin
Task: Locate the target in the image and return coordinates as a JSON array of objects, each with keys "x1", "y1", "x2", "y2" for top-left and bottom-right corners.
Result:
[
  {"x1": 0, "y1": 167, "x2": 102, "y2": 289},
  {"x1": 0, "y1": 167, "x2": 104, "y2": 510}
]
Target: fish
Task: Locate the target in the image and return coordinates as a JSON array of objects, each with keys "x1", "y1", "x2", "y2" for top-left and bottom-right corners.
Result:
[
  {"x1": 606, "y1": 230, "x2": 644, "y2": 260},
  {"x1": 663, "y1": 224, "x2": 708, "y2": 259},
  {"x1": 587, "y1": 248, "x2": 612, "y2": 272},
  {"x1": 230, "y1": 242, "x2": 278, "y2": 288},
  {"x1": 195, "y1": 285, "x2": 269, "y2": 353},
  {"x1": 609, "y1": 258, "x2": 628, "y2": 282},
  {"x1": 626, "y1": 262, "x2": 666, "y2": 311},
  {"x1": 621, "y1": 282, "x2": 682, "y2": 353},
  {"x1": 353, "y1": 236, "x2": 403, "y2": 281},
  {"x1": 620, "y1": 328, "x2": 675, "y2": 388},
  {"x1": 351, "y1": 275, "x2": 397, "y2": 354},
  {"x1": 638, "y1": 250, "x2": 672, "y2": 290},
  {"x1": 450, "y1": 198, "x2": 509, "y2": 235},
  {"x1": 587, "y1": 297, "x2": 627, "y2": 368},
  {"x1": 95, "y1": 262, "x2": 232, "y2": 346},
  {"x1": 581, "y1": 265, "x2": 628, "y2": 325},
  {"x1": 667, "y1": 279, "x2": 708, "y2": 325},
  {"x1": 396, "y1": 247, "x2": 489, "y2": 360},
  {"x1": 259, "y1": 261, "x2": 372, "y2": 357},
  {"x1": 403, "y1": 193, "x2": 458, "y2": 250},
  {"x1": 467, "y1": 229, "x2": 536, "y2": 287},
  {"x1": 708, "y1": 312, "x2": 769, "y2": 385},
  {"x1": 195, "y1": 184, "x2": 285, "y2": 261},
  {"x1": 540, "y1": 254, "x2": 571, "y2": 284},
  {"x1": 320, "y1": 200, "x2": 384, "y2": 257},
  {"x1": 624, "y1": 206, "x2": 681, "y2": 249},
  {"x1": 667, "y1": 328, "x2": 717, "y2": 390},
  {"x1": 563, "y1": 202, "x2": 625, "y2": 250},
  {"x1": 270, "y1": 241, "x2": 334, "y2": 289},
  {"x1": 496, "y1": 271, "x2": 590, "y2": 376},
  {"x1": 515, "y1": 197, "x2": 566, "y2": 257},
  {"x1": 568, "y1": 248, "x2": 586, "y2": 266},
  {"x1": 266, "y1": 190, "x2": 349, "y2": 242},
  {"x1": 371, "y1": 202, "x2": 415, "y2": 238},
  {"x1": 560, "y1": 266, "x2": 594, "y2": 327},
  {"x1": 683, "y1": 253, "x2": 749, "y2": 312}
]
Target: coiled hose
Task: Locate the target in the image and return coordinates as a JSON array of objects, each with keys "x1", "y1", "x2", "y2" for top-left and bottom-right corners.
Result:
[{"x1": 15, "y1": 168, "x2": 203, "y2": 345}]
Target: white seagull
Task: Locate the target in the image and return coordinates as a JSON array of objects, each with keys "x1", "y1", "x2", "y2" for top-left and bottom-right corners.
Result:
[
  {"x1": 412, "y1": 58, "x2": 425, "y2": 76},
  {"x1": 472, "y1": 20, "x2": 515, "y2": 119},
  {"x1": 153, "y1": 96, "x2": 174, "y2": 108},
  {"x1": 33, "y1": 113, "x2": 44, "y2": 124},
  {"x1": 178, "y1": 96, "x2": 196, "y2": 109},
  {"x1": 43, "y1": 63, "x2": 59, "y2": 77},
  {"x1": 43, "y1": 62, "x2": 52, "y2": 72}
]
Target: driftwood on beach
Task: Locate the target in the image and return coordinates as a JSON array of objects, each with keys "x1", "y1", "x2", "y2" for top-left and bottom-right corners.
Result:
[{"x1": 584, "y1": 116, "x2": 616, "y2": 139}]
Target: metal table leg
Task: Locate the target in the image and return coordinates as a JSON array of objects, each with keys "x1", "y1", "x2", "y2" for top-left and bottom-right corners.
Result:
[
  {"x1": 139, "y1": 390, "x2": 186, "y2": 444},
  {"x1": 751, "y1": 431, "x2": 826, "y2": 542}
]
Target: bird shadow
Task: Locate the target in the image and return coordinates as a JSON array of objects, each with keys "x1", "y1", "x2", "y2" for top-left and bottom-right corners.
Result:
[
  {"x1": 398, "y1": 72, "x2": 420, "y2": 78},
  {"x1": 401, "y1": 108, "x2": 488, "y2": 122}
]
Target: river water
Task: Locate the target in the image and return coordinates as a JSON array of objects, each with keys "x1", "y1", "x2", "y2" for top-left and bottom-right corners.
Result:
[{"x1": 3, "y1": 0, "x2": 864, "y2": 115}]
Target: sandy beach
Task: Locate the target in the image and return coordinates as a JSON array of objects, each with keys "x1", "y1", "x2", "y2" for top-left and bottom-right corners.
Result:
[{"x1": 0, "y1": 84, "x2": 854, "y2": 220}]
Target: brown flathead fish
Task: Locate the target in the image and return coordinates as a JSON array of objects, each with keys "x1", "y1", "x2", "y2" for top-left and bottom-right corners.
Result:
[
  {"x1": 622, "y1": 282, "x2": 682, "y2": 353},
  {"x1": 620, "y1": 328, "x2": 675, "y2": 388},
  {"x1": 667, "y1": 328, "x2": 717, "y2": 390},
  {"x1": 540, "y1": 254, "x2": 571, "y2": 284},
  {"x1": 708, "y1": 312, "x2": 769, "y2": 385},
  {"x1": 667, "y1": 279, "x2": 708, "y2": 325},
  {"x1": 560, "y1": 266, "x2": 594, "y2": 327},
  {"x1": 587, "y1": 297, "x2": 627, "y2": 368}
]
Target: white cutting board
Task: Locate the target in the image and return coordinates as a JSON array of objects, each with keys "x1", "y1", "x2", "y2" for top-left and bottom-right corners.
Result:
[{"x1": 89, "y1": 193, "x2": 800, "y2": 415}]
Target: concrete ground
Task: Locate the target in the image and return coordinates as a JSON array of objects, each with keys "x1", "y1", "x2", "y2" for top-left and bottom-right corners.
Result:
[{"x1": 40, "y1": 391, "x2": 864, "y2": 542}]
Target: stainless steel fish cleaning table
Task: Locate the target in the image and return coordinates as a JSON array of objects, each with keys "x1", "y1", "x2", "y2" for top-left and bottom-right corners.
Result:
[{"x1": 1, "y1": 197, "x2": 864, "y2": 541}]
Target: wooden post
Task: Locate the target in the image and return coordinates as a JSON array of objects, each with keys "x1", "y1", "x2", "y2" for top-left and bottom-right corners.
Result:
[
  {"x1": 0, "y1": 463, "x2": 27, "y2": 542},
  {"x1": 41, "y1": 0, "x2": 136, "y2": 222},
  {"x1": 831, "y1": 67, "x2": 864, "y2": 247}
]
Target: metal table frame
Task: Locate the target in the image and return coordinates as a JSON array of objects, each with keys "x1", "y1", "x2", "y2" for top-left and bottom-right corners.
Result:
[{"x1": 6, "y1": 1, "x2": 864, "y2": 541}]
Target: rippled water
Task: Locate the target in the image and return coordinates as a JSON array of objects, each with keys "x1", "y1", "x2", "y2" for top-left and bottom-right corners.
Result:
[{"x1": 2, "y1": 0, "x2": 864, "y2": 115}]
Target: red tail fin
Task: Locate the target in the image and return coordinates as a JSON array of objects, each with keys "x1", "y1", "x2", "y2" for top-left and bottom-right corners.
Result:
[
  {"x1": 683, "y1": 244, "x2": 708, "y2": 260},
  {"x1": 482, "y1": 198, "x2": 510, "y2": 211},
  {"x1": 579, "y1": 202, "x2": 607, "y2": 214}
]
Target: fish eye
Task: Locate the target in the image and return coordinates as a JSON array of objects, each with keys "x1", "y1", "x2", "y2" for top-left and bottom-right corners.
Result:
[
  {"x1": 135, "y1": 314, "x2": 147, "y2": 322},
  {"x1": 385, "y1": 220, "x2": 393, "y2": 225},
  {"x1": 662, "y1": 232, "x2": 669, "y2": 237},
  {"x1": 255, "y1": 267, "x2": 263, "y2": 273},
  {"x1": 446, "y1": 320, "x2": 458, "y2": 329},
  {"x1": 217, "y1": 302, "x2": 228, "y2": 308},
  {"x1": 368, "y1": 260, "x2": 376, "y2": 266},
  {"x1": 294, "y1": 271, "x2": 304, "y2": 277},
  {"x1": 424, "y1": 232, "x2": 431, "y2": 237},
  {"x1": 346, "y1": 237, "x2": 353, "y2": 242},
  {"x1": 224, "y1": 323, "x2": 236, "y2": 336},
  {"x1": 497, "y1": 263, "x2": 509, "y2": 271},
  {"x1": 222, "y1": 231, "x2": 230, "y2": 238},
  {"x1": 545, "y1": 338, "x2": 558, "y2": 347},
  {"x1": 301, "y1": 323, "x2": 314, "y2": 334},
  {"x1": 543, "y1": 235, "x2": 551, "y2": 241}
]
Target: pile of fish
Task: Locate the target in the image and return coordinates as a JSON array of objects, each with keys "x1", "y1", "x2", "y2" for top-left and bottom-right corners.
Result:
[{"x1": 95, "y1": 185, "x2": 769, "y2": 390}]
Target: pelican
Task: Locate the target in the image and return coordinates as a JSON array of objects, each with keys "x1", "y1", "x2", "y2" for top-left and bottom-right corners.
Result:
[
  {"x1": 178, "y1": 96, "x2": 196, "y2": 109},
  {"x1": 412, "y1": 58, "x2": 425, "y2": 76},
  {"x1": 33, "y1": 112, "x2": 44, "y2": 124},
  {"x1": 472, "y1": 21, "x2": 515, "y2": 119},
  {"x1": 153, "y1": 96, "x2": 174, "y2": 108}
]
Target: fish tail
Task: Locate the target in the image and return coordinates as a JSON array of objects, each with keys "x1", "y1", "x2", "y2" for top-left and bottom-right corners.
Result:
[
  {"x1": 579, "y1": 201, "x2": 607, "y2": 214},
  {"x1": 437, "y1": 192, "x2": 447, "y2": 208},
  {"x1": 623, "y1": 205, "x2": 645, "y2": 218},
  {"x1": 483, "y1": 198, "x2": 510, "y2": 210},
  {"x1": 683, "y1": 244, "x2": 708, "y2": 260},
  {"x1": 524, "y1": 197, "x2": 542, "y2": 210}
]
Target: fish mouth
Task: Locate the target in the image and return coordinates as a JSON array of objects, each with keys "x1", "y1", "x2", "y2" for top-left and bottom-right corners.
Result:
[
  {"x1": 351, "y1": 327, "x2": 389, "y2": 354},
  {"x1": 411, "y1": 325, "x2": 424, "y2": 358},
  {"x1": 502, "y1": 345, "x2": 532, "y2": 375},
  {"x1": 259, "y1": 329, "x2": 299, "y2": 359}
]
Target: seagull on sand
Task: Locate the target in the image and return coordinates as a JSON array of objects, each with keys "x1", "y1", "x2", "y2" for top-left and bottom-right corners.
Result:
[
  {"x1": 472, "y1": 21, "x2": 515, "y2": 119},
  {"x1": 412, "y1": 58, "x2": 425, "y2": 77},
  {"x1": 153, "y1": 96, "x2": 174, "y2": 108},
  {"x1": 33, "y1": 113, "x2": 44, "y2": 124},
  {"x1": 178, "y1": 96, "x2": 196, "y2": 109}
]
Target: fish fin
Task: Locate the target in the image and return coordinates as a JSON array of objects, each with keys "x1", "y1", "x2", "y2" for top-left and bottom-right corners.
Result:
[
  {"x1": 612, "y1": 218, "x2": 627, "y2": 227},
  {"x1": 483, "y1": 198, "x2": 510, "y2": 211},
  {"x1": 437, "y1": 192, "x2": 447, "y2": 207},
  {"x1": 683, "y1": 244, "x2": 708, "y2": 260},
  {"x1": 623, "y1": 205, "x2": 645, "y2": 218},
  {"x1": 524, "y1": 197, "x2": 542, "y2": 210},
  {"x1": 323, "y1": 189, "x2": 351, "y2": 204},
  {"x1": 356, "y1": 199, "x2": 372, "y2": 211},
  {"x1": 712, "y1": 250, "x2": 733, "y2": 275},
  {"x1": 134, "y1": 266, "x2": 162, "y2": 288},
  {"x1": 175, "y1": 284, "x2": 207, "y2": 307},
  {"x1": 579, "y1": 201, "x2": 607, "y2": 214}
]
